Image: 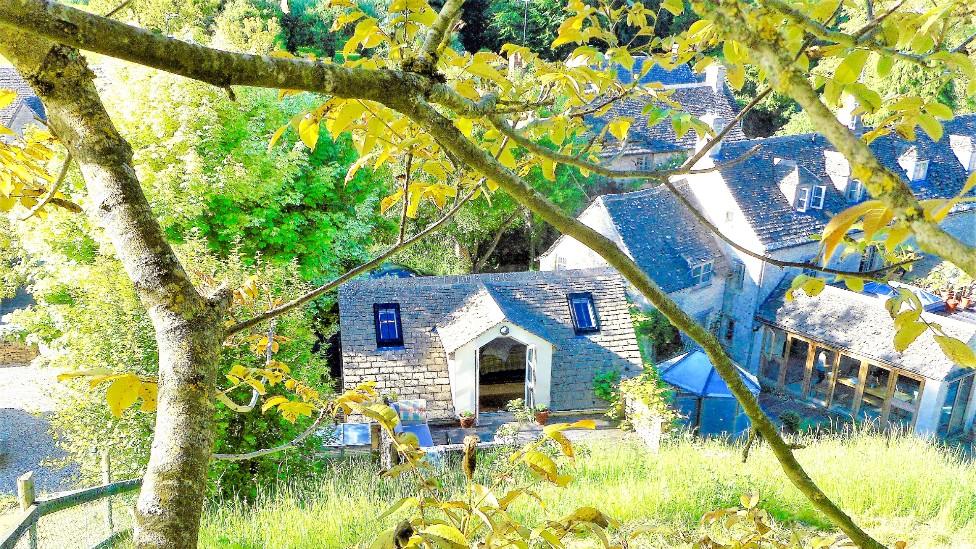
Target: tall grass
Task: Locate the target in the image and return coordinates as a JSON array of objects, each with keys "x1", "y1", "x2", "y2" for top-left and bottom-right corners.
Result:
[{"x1": 199, "y1": 430, "x2": 976, "y2": 548}]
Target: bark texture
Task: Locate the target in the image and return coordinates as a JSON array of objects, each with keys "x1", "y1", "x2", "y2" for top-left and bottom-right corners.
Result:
[{"x1": 0, "y1": 31, "x2": 227, "y2": 549}]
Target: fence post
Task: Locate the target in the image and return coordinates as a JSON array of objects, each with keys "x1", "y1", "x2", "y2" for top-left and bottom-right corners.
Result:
[
  {"x1": 101, "y1": 451, "x2": 114, "y2": 536},
  {"x1": 17, "y1": 472, "x2": 38, "y2": 549}
]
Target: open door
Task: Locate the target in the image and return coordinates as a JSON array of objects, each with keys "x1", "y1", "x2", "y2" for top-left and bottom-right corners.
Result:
[{"x1": 525, "y1": 345, "x2": 537, "y2": 409}]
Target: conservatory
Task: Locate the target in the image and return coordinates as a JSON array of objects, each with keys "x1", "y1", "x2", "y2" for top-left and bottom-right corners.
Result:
[{"x1": 659, "y1": 350, "x2": 760, "y2": 437}]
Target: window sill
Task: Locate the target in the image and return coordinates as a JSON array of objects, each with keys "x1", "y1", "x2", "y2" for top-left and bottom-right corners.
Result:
[{"x1": 377, "y1": 344, "x2": 405, "y2": 351}]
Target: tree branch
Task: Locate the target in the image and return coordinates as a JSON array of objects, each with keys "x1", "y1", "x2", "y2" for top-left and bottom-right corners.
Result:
[
  {"x1": 21, "y1": 151, "x2": 71, "y2": 220},
  {"x1": 766, "y1": 0, "x2": 929, "y2": 67},
  {"x1": 472, "y1": 209, "x2": 520, "y2": 273},
  {"x1": 225, "y1": 185, "x2": 480, "y2": 336},
  {"x1": 212, "y1": 409, "x2": 327, "y2": 461},
  {"x1": 413, "y1": 0, "x2": 464, "y2": 73}
]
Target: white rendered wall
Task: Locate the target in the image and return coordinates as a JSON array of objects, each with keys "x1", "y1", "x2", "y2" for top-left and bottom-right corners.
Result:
[{"x1": 445, "y1": 322, "x2": 553, "y2": 420}]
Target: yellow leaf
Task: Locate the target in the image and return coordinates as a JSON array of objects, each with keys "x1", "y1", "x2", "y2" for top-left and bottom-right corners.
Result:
[
  {"x1": 820, "y1": 200, "x2": 884, "y2": 264},
  {"x1": 420, "y1": 524, "x2": 467, "y2": 547},
  {"x1": 138, "y1": 382, "x2": 158, "y2": 413},
  {"x1": 268, "y1": 124, "x2": 289, "y2": 151},
  {"x1": 298, "y1": 115, "x2": 320, "y2": 150},
  {"x1": 607, "y1": 118, "x2": 632, "y2": 141},
  {"x1": 328, "y1": 100, "x2": 367, "y2": 136},
  {"x1": 0, "y1": 89, "x2": 15, "y2": 109},
  {"x1": 261, "y1": 395, "x2": 289, "y2": 413},
  {"x1": 244, "y1": 377, "x2": 267, "y2": 395},
  {"x1": 934, "y1": 335, "x2": 976, "y2": 368},
  {"x1": 661, "y1": 0, "x2": 683, "y2": 16},
  {"x1": 105, "y1": 375, "x2": 141, "y2": 417},
  {"x1": 835, "y1": 49, "x2": 870, "y2": 85},
  {"x1": 380, "y1": 189, "x2": 404, "y2": 214},
  {"x1": 893, "y1": 320, "x2": 927, "y2": 352}
]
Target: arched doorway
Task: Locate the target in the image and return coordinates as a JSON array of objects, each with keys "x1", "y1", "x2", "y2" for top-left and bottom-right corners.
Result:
[{"x1": 477, "y1": 337, "x2": 528, "y2": 411}]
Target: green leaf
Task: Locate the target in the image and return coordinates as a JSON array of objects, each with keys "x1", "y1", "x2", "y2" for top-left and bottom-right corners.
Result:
[
  {"x1": 917, "y1": 112, "x2": 943, "y2": 142},
  {"x1": 934, "y1": 335, "x2": 976, "y2": 368},
  {"x1": 835, "y1": 49, "x2": 870, "y2": 85},
  {"x1": 876, "y1": 53, "x2": 894, "y2": 78}
]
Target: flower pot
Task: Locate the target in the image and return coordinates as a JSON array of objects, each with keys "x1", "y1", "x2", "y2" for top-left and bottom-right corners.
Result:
[
  {"x1": 534, "y1": 411, "x2": 550, "y2": 425},
  {"x1": 960, "y1": 297, "x2": 972, "y2": 309},
  {"x1": 459, "y1": 416, "x2": 475, "y2": 428},
  {"x1": 946, "y1": 298, "x2": 959, "y2": 312}
]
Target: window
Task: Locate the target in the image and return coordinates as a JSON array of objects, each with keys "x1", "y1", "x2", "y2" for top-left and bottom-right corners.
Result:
[
  {"x1": 724, "y1": 210, "x2": 734, "y2": 223},
  {"x1": 724, "y1": 318, "x2": 735, "y2": 341},
  {"x1": 911, "y1": 159, "x2": 929, "y2": 181},
  {"x1": 858, "y1": 363, "x2": 891, "y2": 422},
  {"x1": 795, "y1": 187, "x2": 809, "y2": 212},
  {"x1": 554, "y1": 255, "x2": 567, "y2": 271},
  {"x1": 831, "y1": 354, "x2": 863, "y2": 415},
  {"x1": 938, "y1": 375, "x2": 974, "y2": 437},
  {"x1": 691, "y1": 261, "x2": 714, "y2": 286},
  {"x1": 845, "y1": 179, "x2": 864, "y2": 202},
  {"x1": 810, "y1": 185, "x2": 826, "y2": 209},
  {"x1": 729, "y1": 262, "x2": 745, "y2": 291},
  {"x1": 784, "y1": 338, "x2": 810, "y2": 395},
  {"x1": 634, "y1": 155, "x2": 652, "y2": 171},
  {"x1": 807, "y1": 347, "x2": 836, "y2": 406},
  {"x1": 568, "y1": 292, "x2": 600, "y2": 333},
  {"x1": 373, "y1": 303, "x2": 403, "y2": 347},
  {"x1": 760, "y1": 327, "x2": 787, "y2": 384}
]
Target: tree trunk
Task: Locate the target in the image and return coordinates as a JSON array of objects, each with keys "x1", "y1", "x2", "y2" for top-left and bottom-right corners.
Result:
[{"x1": 1, "y1": 33, "x2": 228, "y2": 548}]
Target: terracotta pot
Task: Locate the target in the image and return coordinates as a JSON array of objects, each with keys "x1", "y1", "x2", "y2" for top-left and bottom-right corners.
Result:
[
  {"x1": 534, "y1": 410, "x2": 550, "y2": 425},
  {"x1": 946, "y1": 298, "x2": 959, "y2": 312},
  {"x1": 960, "y1": 297, "x2": 972, "y2": 309},
  {"x1": 459, "y1": 416, "x2": 475, "y2": 428}
]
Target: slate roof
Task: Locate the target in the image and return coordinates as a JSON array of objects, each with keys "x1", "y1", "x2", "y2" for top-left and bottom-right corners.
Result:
[
  {"x1": 659, "y1": 350, "x2": 760, "y2": 398},
  {"x1": 598, "y1": 182, "x2": 726, "y2": 293},
  {"x1": 593, "y1": 85, "x2": 747, "y2": 157},
  {"x1": 715, "y1": 114, "x2": 976, "y2": 250},
  {"x1": 757, "y1": 280, "x2": 976, "y2": 381},
  {"x1": 0, "y1": 67, "x2": 45, "y2": 130},
  {"x1": 613, "y1": 57, "x2": 704, "y2": 87},
  {"x1": 436, "y1": 285, "x2": 553, "y2": 353}
]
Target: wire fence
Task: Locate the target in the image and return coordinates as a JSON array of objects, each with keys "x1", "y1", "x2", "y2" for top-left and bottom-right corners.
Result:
[{"x1": 2, "y1": 463, "x2": 140, "y2": 549}]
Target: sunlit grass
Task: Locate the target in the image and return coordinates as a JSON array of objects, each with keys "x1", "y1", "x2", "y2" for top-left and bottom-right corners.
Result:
[{"x1": 199, "y1": 429, "x2": 976, "y2": 548}]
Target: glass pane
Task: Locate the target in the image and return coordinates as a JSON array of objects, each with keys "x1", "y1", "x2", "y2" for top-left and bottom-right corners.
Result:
[
  {"x1": 948, "y1": 376, "x2": 973, "y2": 435},
  {"x1": 859, "y1": 364, "x2": 890, "y2": 422},
  {"x1": 807, "y1": 347, "x2": 836, "y2": 406},
  {"x1": 938, "y1": 380, "x2": 960, "y2": 436},
  {"x1": 572, "y1": 297, "x2": 595, "y2": 329},
  {"x1": 831, "y1": 355, "x2": 862, "y2": 415},
  {"x1": 784, "y1": 339, "x2": 810, "y2": 394},
  {"x1": 700, "y1": 398, "x2": 737, "y2": 436},
  {"x1": 887, "y1": 406, "x2": 913, "y2": 430},
  {"x1": 760, "y1": 328, "x2": 787, "y2": 384},
  {"x1": 892, "y1": 375, "x2": 921, "y2": 408},
  {"x1": 378, "y1": 308, "x2": 399, "y2": 341}
]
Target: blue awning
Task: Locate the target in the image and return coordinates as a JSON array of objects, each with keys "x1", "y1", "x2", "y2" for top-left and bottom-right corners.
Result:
[{"x1": 659, "y1": 350, "x2": 760, "y2": 398}]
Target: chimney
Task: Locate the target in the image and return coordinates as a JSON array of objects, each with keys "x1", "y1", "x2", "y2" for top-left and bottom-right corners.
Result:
[
  {"x1": 950, "y1": 135, "x2": 976, "y2": 172},
  {"x1": 704, "y1": 63, "x2": 726, "y2": 93},
  {"x1": 695, "y1": 113, "x2": 726, "y2": 157},
  {"x1": 837, "y1": 93, "x2": 864, "y2": 133}
]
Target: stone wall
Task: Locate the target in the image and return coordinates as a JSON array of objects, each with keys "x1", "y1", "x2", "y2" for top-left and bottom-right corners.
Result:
[{"x1": 0, "y1": 342, "x2": 37, "y2": 364}]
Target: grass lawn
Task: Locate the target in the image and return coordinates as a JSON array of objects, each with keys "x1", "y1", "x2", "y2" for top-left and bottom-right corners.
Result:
[{"x1": 199, "y1": 430, "x2": 976, "y2": 548}]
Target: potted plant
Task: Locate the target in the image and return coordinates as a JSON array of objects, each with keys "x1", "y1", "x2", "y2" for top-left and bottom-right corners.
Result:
[
  {"x1": 458, "y1": 410, "x2": 475, "y2": 428},
  {"x1": 506, "y1": 398, "x2": 533, "y2": 424},
  {"x1": 533, "y1": 405, "x2": 551, "y2": 425}
]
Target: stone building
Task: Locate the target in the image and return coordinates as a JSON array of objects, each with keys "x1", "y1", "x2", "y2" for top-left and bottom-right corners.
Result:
[
  {"x1": 541, "y1": 59, "x2": 976, "y2": 437},
  {"x1": 338, "y1": 269, "x2": 642, "y2": 420}
]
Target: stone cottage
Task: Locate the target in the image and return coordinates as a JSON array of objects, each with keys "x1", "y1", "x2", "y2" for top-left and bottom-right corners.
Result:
[{"x1": 338, "y1": 268, "x2": 642, "y2": 420}]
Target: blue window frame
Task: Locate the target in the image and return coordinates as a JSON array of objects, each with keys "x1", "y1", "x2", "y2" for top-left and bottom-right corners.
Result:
[
  {"x1": 567, "y1": 292, "x2": 600, "y2": 334},
  {"x1": 373, "y1": 303, "x2": 404, "y2": 348}
]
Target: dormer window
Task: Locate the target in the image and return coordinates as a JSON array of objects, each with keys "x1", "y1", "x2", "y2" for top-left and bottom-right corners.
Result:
[
  {"x1": 911, "y1": 159, "x2": 929, "y2": 181},
  {"x1": 845, "y1": 180, "x2": 864, "y2": 202},
  {"x1": 373, "y1": 303, "x2": 403, "y2": 348},
  {"x1": 810, "y1": 185, "x2": 826, "y2": 209},
  {"x1": 691, "y1": 261, "x2": 714, "y2": 286},
  {"x1": 795, "y1": 187, "x2": 809, "y2": 212},
  {"x1": 899, "y1": 148, "x2": 928, "y2": 182},
  {"x1": 568, "y1": 292, "x2": 600, "y2": 334}
]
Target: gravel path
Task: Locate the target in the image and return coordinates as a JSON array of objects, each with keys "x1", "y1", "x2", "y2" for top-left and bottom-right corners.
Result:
[{"x1": 0, "y1": 364, "x2": 77, "y2": 495}]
